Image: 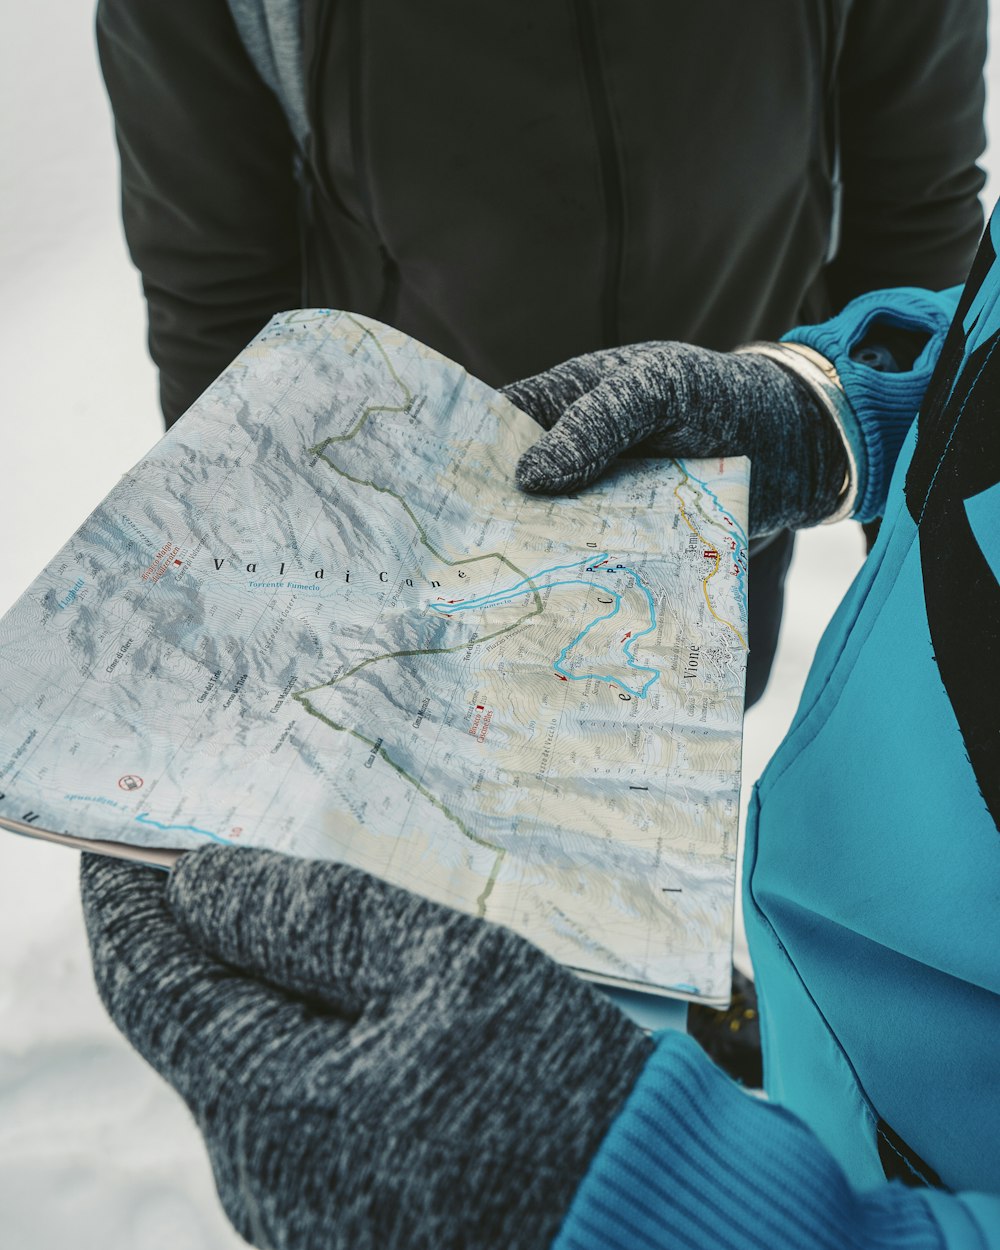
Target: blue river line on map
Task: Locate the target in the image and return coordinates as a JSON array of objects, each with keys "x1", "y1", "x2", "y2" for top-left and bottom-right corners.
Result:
[
  {"x1": 428, "y1": 552, "x2": 661, "y2": 698},
  {"x1": 134, "y1": 812, "x2": 233, "y2": 844}
]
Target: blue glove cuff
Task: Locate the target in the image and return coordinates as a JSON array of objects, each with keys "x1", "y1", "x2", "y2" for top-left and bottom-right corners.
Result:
[
  {"x1": 553, "y1": 1031, "x2": 949, "y2": 1250},
  {"x1": 782, "y1": 287, "x2": 959, "y2": 522}
]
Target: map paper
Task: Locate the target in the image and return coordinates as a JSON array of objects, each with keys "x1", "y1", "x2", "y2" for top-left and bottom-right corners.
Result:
[{"x1": 0, "y1": 311, "x2": 749, "y2": 1004}]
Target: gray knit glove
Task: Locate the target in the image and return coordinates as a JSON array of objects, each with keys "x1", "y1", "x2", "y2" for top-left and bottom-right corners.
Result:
[
  {"x1": 505, "y1": 342, "x2": 848, "y2": 537},
  {"x1": 80, "y1": 846, "x2": 652, "y2": 1250}
]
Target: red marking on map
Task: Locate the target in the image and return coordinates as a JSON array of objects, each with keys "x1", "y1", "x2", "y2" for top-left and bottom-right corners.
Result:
[
  {"x1": 621, "y1": 631, "x2": 632, "y2": 642},
  {"x1": 556, "y1": 674, "x2": 568, "y2": 681},
  {"x1": 118, "y1": 774, "x2": 143, "y2": 791},
  {"x1": 704, "y1": 549, "x2": 718, "y2": 559},
  {"x1": 469, "y1": 706, "x2": 493, "y2": 742},
  {"x1": 141, "y1": 541, "x2": 181, "y2": 584}
]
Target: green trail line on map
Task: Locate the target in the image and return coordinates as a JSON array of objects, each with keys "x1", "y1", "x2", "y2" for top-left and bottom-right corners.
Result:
[{"x1": 291, "y1": 314, "x2": 540, "y2": 914}]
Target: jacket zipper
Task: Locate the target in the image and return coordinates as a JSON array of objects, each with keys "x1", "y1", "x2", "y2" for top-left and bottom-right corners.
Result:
[
  {"x1": 305, "y1": 0, "x2": 343, "y2": 215},
  {"x1": 294, "y1": 150, "x2": 314, "y2": 306},
  {"x1": 573, "y1": 0, "x2": 625, "y2": 346},
  {"x1": 346, "y1": 0, "x2": 400, "y2": 321},
  {"x1": 300, "y1": 0, "x2": 340, "y2": 307},
  {"x1": 304, "y1": 0, "x2": 399, "y2": 319},
  {"x1": 820, "y1": 0, "x2": 843, "y2": 264}
]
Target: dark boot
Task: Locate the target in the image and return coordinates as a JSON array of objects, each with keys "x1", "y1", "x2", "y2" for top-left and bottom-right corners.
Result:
[{"x1": 688, "y1": 968, "x2": 762, "y2": 1088}]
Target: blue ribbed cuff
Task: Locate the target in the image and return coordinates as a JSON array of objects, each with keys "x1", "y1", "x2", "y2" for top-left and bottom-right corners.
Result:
[
  {"x1": 553, "y1": 1031, "x2": 948, "y2": 1250},
  {"x1": 782, "y1": 287, "x2": 959, "y2": 522}
]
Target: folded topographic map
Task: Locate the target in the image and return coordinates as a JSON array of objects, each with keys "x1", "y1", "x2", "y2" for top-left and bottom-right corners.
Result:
[{"x1": 0, "y1": 311, "x2": 749, "y2": 1003}]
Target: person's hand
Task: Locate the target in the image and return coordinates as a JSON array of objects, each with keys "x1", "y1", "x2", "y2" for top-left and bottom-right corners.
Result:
[
  {"x1": 80, "y1": 847, "x2": 652, "y2": 1250},
  {"x1": 504, "y1": 341, "x2": 851, "y2": 537}
]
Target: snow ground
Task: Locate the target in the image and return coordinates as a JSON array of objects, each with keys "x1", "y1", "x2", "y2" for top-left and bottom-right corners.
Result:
[{"x1": 1, "y1": 6, "x2": 998, "y2": 1247}]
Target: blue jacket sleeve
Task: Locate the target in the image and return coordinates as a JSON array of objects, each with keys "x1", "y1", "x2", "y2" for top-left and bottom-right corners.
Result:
[
  {"x1": 781, "y1": 287, "x2": 960, "y2": 522},
  {"x1": 553, "y1": 1032, "x2": 1000, "y2": 1250}
]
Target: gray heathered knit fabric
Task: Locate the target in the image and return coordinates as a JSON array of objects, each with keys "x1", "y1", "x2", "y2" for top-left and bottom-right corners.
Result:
[
  {"x1": 226, "y1": 0, "x2": 308, "y2": 149},
  {"x1": 81, "y1": 846, "x2": 652, "y2": 1250},
  {"x1": 506, "y1": 342, "x2": 848, "y2": 538}
]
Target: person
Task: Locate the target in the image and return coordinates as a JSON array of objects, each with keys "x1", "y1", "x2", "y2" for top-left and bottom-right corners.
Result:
[
  {"x1": 80, "y1": 193, "x2": 1000, "y2": 1245},
  {"x1": 94, "y1": 0, "x2": 988, "y2": 710},
  {"x1": 94, "y1": 0, "x2": 988, "y2": 1078}
]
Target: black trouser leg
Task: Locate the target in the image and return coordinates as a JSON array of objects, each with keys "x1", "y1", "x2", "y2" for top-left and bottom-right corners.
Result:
[{"x1": 744, "y1": 529, "x2": 795, "y2": 709}]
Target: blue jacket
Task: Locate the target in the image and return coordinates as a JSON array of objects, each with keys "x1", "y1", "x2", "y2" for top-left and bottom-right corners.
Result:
[{"x1": 555, "y1": 213, "x2": 1000, "y2": 1247}]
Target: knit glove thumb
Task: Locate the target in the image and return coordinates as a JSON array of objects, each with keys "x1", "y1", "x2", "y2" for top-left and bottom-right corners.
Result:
[
  {"x1": 81, "y1": 846, "x2": 652, "y2": 1250},
  {"x1": 504, "y1": 341, "x2": 849, "y2": 538}
]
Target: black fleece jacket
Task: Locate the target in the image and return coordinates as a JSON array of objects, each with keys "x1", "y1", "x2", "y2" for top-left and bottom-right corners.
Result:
[{"x1": 97, "y1": 0, "x2": 987, "y2": 428}]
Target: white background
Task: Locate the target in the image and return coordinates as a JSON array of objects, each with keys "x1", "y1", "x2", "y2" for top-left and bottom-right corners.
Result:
[{"x1": 2, "y1": 7, "x2": 999, "y2": 1247}]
